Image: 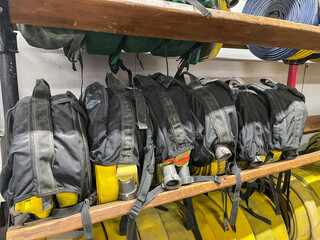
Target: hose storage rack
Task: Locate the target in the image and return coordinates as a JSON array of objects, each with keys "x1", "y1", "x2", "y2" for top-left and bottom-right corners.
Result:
[{"x1": 2, "y1": 0, "x2": 320, "y2": 239}]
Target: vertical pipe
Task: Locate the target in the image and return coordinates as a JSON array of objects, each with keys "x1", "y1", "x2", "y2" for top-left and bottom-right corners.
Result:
[
  {"x1": 0, "y1": 1, "x2": 18, "y2": 238},
  {"x1": 287, "y1": 64, "x2": 298, "y2": 88},
  {"x1": 0, "y1": 0, "x2": 19, "y2": 115}
]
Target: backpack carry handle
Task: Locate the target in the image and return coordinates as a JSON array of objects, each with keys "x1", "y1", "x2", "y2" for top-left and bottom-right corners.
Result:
[
  {"x1": 32, "y1": 79, "x2": 51, "y2": 100},
  {"x1": 260, "y1": 78, "x2": 278, "y2": 87},
  {"x1": 225, "y1": 77, "x2": 246, "y2": 87}
]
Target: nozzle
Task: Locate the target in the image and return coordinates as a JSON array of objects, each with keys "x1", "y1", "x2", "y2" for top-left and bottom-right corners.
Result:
[
  {"x1": 119, "y1": 177, "x2": 137, "y2": 201},
  {"x1": 162, "y1": 165, "x2": 182, "y2": 190}
]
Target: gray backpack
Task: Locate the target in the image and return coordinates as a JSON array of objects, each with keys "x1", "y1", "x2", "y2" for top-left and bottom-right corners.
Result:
[{"x1": 0, "y1": 79, "x2": 94, "y2": 239}]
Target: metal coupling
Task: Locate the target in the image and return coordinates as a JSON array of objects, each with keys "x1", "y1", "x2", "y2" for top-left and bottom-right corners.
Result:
[
  {"x1": 119, "y1": 177, "x2": 137, "y2": 201},
  {"x1": 162, "y1": 165, "x2": 182, "y2": 190}
]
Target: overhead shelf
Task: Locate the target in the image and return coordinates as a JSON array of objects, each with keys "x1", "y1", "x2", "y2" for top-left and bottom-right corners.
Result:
[
  {"x1": 6, "y1": 115, "x2": 320, "y2": 240},
  {"x1": 8, "y1": 0, "x2": 320, "y2": 51}
]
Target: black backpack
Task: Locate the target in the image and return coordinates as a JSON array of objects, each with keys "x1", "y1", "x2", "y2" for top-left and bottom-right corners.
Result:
[
  {"x1": 83, "y1": 73, "x2": 155, "y2": 240},
  {"x1": 248, "y1": 79, "x2": 308, "y2": 160},
  {"x1": 228, "y1": 77, "x2": 270, "y2": 168},
  {"x1": 0, "y1": 79, "x2": 93, "y2": 238}
]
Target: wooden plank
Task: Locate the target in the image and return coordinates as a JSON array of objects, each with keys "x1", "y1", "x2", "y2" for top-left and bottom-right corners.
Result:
[
  {"x1": 7, "y1": 151, "x2": 320, "y2": 240},
  {"x1": 8, "y1": 0, "x2": 320, "y2": 50},
  {"x1": 304, "y1": 115, "x2": 320, "y2": 134}
]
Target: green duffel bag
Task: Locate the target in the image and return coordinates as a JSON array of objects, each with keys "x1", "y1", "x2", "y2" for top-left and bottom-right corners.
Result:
[
  {"x1": 17, "y1": 24, "x2": 84, "y2": 63},
  {"x1": 151, "y1": 39, "x2": 197, "y2": 57},
  {"x1": 17, "y1": 24, "x2": 77, "y2": 49},
  {"x1": 85, "y1": 31, "x2": 124, "y2": 55},
  {"x1": 124, "y1": 36, "x2": 163, "y2": 53}
]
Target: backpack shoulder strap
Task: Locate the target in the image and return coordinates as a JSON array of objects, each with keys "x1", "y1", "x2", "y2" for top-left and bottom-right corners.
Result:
[
  {"x1": 135, "y1": 75, "x2": 190, "y2": 153},
  {"x1": 106, "y1": 73, "x2": 136, "y2": 164},
  {"x1": 30, "y1": 79, "x2": 57, "y2": 197},
  {"x1": 182, "y1": 72, "x2": 233, "y2": 145}
]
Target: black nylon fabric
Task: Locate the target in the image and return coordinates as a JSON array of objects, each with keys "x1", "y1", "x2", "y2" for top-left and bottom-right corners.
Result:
[
  {"x1": 180, "y1": 73, "x2": 237, "y2": 167},
  {"x1": 248, "y1": 79, "x2": 307, "y2": 154},
  {"x1": 83, "y1": 74, "x2": 145, "y2": 166},
  {"x1": 0, "y1": 79, "x2": 92, "y2": 206},
  {"x1": 232, "y1": 86, "x2": 270, "y2": 165},
  {"x1": 134, "y1": 73, "x2": 194, "y2": 163}
]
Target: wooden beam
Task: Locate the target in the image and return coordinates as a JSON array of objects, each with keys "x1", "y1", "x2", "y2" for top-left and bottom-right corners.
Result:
[
  {"x1": 7, "y1": 151, "x2": 320, "y2": 240},
  {"x1": 8, "y1": 0, "x2": 320, "y2": 50},
  {"x1": 304, "y1": 115, "x2": 320, "y2": 134}
]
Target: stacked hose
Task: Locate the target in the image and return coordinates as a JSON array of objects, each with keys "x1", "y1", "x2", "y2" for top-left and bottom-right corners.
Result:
[{"x1": 242, "y1": 0, "x2": 318, "y2": 61}]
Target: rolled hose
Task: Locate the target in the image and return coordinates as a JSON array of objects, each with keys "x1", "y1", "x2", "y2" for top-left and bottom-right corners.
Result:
[{"x1": 242, "y1": 0, "x2": 318, "y2": 61}]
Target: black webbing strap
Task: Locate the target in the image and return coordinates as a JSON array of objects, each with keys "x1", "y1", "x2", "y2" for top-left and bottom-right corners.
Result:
[
  {"x1": 263, "y1": 152, "x2": 274, "y2": 165},
  {"x1": 186, "y1": 0, "x2": 212, "y2": 18},
  {"x1": 118, "y1": 59, "x2": 133, "y2": 87},
  {"x1": 52, "y1": 198, "x2": 94, "y2": 240},
  {"x1": 182, "y1": 72, "x2": 233, "y2": 146},
  {"x1": 30, "y1": 80, "x2": 57, "y2": 201},
  {"x1": 119, "y1": 216, "x2": 138, "y2": 240},
  {"x1": 182, "y1": 198, "x2": 202, "y2": 240},
  {"x1": 268, "y1": 175, "x2": 281, "y2": 215},
  {"x1": 106, "y1": 73, "x2": 135, "y2": 164},
  {"x1": 175, "y1": 43, "x2": 202, "y2": 79},
  {"x1": 65, "y1": 31, "x2": 85, "y2": 63},
  {"x1": 279, "y1": 170, "x2": 291, "y2": 213},
  {"x1": 258, "y1": 177, "x2": 266, "y2": 193},
  {"x1": 240, "y1": 182, "x2": 271, "y2": 225},
  {"x1": 134, "y1": 75, "x2": 189, "y2": 152},
  {"x1": 192, "y1": 175, "x2": 221, "y2": 184},
  {"x1": 225, "y1": 163, "x2": 241, "y2": 226},
  {"x1": 126, "y1": 129, "x2": 155, "y2": 240},
  {"x1": 221, "y1": 189, "x2": 229, "y2": 231},
  {"x1": 132, "y1": 88, "x2": 148, "y2": 130}
]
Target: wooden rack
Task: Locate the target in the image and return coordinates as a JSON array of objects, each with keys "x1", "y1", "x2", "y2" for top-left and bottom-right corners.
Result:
[{"x1": 3, "y1": 0, "x2": 320, "y2": 239}]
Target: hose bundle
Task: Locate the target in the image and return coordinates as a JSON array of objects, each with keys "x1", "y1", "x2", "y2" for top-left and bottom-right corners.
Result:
[{"x1": 243, "y1": 0, "x2": 319, "y2": 60}]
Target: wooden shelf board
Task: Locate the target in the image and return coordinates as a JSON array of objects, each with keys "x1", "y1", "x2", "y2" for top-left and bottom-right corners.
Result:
[
  {"x1": 304, "y1": 115, "x2": 320, "y2": 134},
  {"x1": 7, "y1": 150, "x2": 320, "y2": 240},
  {"x1": 8, "y1": 0, "x2": 320, "y2": 51}
]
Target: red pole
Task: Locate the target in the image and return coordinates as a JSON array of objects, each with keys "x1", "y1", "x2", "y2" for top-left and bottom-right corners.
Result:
[{"x1": 287, "y1": 64, "x2": 298, "y2": 87}]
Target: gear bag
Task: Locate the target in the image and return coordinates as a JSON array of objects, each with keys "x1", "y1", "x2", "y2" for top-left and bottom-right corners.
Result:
[
  {"x1": 178, "y1": 72, "x2": 238, "y2": 169},
  {"x1": 84, "y1": 73, "x2": 157, "y2": 240},
  {"x1": 228, "y1": 77, "x2": 271, "y2": 168},
  {"x1": 83, "y1": 73, "x2": 154, "y2": 203},
  {"x1": 0, "y1": 79, "x2": 93, "y2": 239},
  {"x1": 248, "y1": 79, "x2": 308, "y2": 160}
]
